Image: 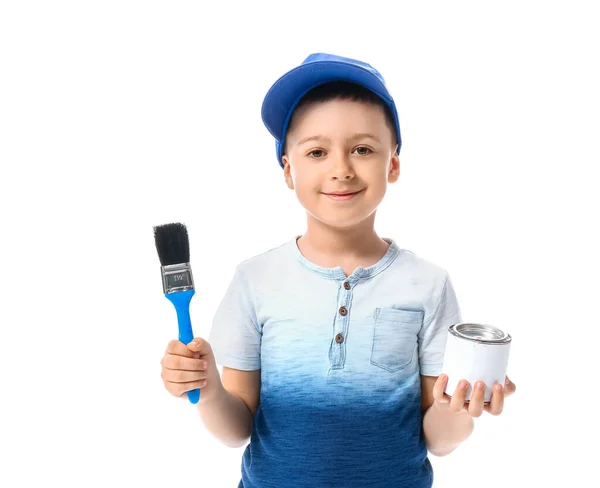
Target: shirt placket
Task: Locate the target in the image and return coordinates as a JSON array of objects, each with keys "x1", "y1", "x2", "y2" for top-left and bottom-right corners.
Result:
[{"x1": 330, "y1": 278, "x2": 354, "y2": 368}]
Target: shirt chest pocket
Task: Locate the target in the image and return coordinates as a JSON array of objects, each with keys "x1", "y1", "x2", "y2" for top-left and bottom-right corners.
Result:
[{"x1": 369, "y1": 307, "x2": 423, "y2": 372}]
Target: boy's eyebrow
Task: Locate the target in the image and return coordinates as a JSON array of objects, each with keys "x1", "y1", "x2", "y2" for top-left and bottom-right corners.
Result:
[{"x1": 296, "y1": 133, "x2": 382, "y2": 146}]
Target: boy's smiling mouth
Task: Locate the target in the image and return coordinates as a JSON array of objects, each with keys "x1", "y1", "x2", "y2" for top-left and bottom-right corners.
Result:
[{"x1": 322, "y1": 189, "x2": 364, "y2": 200}]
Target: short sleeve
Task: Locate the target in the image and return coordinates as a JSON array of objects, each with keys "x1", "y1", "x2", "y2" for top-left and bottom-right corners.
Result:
[
  {"x1": 208, "y1": 264, "x2": 261, "y2": 371},
  {"x1": 418, "y1": 272, "x2": 462, "y2": 377}
]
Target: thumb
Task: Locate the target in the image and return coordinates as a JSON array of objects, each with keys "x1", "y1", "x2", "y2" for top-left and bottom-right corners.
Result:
[{"x1": 187, "y1": 337, "x2": 208, "y2": 353}]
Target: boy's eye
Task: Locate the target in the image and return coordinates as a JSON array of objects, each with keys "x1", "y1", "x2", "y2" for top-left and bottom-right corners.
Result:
[
  {"x1": 308, "y1": 149, "x2": 325, "y2": 158},
  {"x1": 353, "y1": 146, "x2": 372, "y2": 155}
]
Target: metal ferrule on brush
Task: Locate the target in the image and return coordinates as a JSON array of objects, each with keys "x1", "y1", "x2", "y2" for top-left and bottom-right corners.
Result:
[{"x1": 161, "y1": 263, "x2": 195, "y2": 294}]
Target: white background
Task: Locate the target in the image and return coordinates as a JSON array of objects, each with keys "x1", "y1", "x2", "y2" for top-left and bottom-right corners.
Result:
[{"x1": 1, "y1": 1, "x2": 598, "y2": 486}]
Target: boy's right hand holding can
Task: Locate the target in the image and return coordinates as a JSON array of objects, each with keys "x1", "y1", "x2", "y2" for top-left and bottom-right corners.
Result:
[{"x1": 160, "y1": 338, "x2": 222, "y2": 402}]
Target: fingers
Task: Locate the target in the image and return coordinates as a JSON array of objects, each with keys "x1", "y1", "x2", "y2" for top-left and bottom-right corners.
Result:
[
  {"x1": 433, "y1": 374, "x2": 449, "y2": 404},
  {"x1": 162, "y1": 354, "x2": 206, "y2": 371},
  {"x1": 504, "y1": 376, "x2": 517, "y2": 397},
  {"x1": 161, "y1": 368, "x2": 206, "y2": 383},
  {"x1": 164, "y1": 379, "x2": 207, "y2": 398},
  {"x1": 433, "y1": 374, "x2": 448, "y2": 403},
  {"x1": 161, "y1": 360, "x2": 208, "y2": 398},
  {"x1": 166, "y1": 339, "x2": 198, "y2": 358},
  {"x1": 449, "y1": 379, "x2": 469, "y2": 412},
  {"x1": 484, "y1": 383, "x2": 505, "y2": 415},
  {"x1": 444, "y1": 375, "x2": 513, "y2": 417},
  {"x1": 467, "y1": 381, "x2": 486, "y2": 418},
  {"x1": 161, "y1": 349, "x2": 208, "y2": 383},
  {"x1": 187, "y1": 337, "x2": 211, "y2": 355},
  {"x1": 162, "y1": 338, "x2": 215, "y2": 399}
]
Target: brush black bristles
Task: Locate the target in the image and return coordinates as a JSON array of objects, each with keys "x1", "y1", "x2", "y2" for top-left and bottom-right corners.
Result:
[{"x1": 153, "y1": 222, "x2": 190, "y2": 266}]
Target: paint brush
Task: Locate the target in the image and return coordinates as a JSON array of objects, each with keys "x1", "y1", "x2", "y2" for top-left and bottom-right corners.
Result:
[{"x1": 153, "y1": 222, "x2": 200, "y2": 404}]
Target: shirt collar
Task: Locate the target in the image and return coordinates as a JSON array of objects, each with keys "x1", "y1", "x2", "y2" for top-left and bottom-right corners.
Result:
[{"x1": 290, "y1": 235, "x2": 401, "y2": 282}]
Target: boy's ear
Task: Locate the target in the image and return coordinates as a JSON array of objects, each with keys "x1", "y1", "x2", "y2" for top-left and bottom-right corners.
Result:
[
  {"x1": 388, "y1": 150, "x2": 400, "y2": 183},
  {"x1": 282, "y1": 156, "x2": 295, "y2": 190}
]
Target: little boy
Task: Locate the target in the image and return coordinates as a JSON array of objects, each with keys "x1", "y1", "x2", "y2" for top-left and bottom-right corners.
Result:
[{"x1": 160, "y1": 53, "x2": 516, "y2": 488}]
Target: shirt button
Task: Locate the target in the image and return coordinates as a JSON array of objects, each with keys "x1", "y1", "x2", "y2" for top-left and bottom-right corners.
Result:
[
  {"x1": 343, "y1": 281, "x2": 351, "y2": 290},
  {"x1": 339, "y1": 306, "x2": 347, "y2": 316},
  {"x1": 335, "y1": 333, "x2": 344, "y2": 343}
]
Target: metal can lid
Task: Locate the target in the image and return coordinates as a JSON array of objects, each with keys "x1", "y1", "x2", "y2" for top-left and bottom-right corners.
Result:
[{"x1": 449, "y1": 323, "x2": 512, "y2": 344}]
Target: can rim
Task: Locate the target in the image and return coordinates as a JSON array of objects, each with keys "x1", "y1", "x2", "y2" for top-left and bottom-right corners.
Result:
[{"x1": 449, "y1": 322, "x2": 512, "y2": 344}]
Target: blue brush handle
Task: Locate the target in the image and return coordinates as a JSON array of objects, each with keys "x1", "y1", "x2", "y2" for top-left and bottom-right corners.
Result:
[{"x1": 165, "y1": 289, "x2": 200, "y2": 404}]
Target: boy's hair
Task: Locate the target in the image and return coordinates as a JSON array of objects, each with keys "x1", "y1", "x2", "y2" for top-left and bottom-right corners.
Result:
[{"x1": 284, "y1": 81, "x2": 398, "y2": 155}]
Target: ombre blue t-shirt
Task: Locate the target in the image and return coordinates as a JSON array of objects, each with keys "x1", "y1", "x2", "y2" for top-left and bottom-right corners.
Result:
[{"x1": 208, "y1": 236, "x2": 462, "y2": 488}]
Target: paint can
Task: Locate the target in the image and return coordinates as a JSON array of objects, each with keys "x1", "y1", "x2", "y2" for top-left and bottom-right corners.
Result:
[{"x1": 442, "y1": 323, "x2": 512, "y2": 403}]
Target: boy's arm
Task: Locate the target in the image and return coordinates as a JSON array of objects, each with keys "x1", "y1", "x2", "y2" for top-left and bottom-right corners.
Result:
[
  {"x1": 420, "y1": 374, "x2": 475, "y2": 457},
  {"x1": 197, "y1": 368, "x2": 260, "y2": 448}
]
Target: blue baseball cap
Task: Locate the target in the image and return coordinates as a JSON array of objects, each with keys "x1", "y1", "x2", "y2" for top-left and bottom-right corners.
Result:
[{"x1": 261, "y1": 53, "x2": 402, "y2": 169}]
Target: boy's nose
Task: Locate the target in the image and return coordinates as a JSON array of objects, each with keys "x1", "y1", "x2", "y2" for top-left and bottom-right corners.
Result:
[{"x1": 329, "y1": 153, "x2": 354, "y2": 180}]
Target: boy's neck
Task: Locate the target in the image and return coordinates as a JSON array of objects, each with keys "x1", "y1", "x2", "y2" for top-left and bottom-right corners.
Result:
[{"x1": 296, "y1": 217, "x2": 390, "y2": 268}]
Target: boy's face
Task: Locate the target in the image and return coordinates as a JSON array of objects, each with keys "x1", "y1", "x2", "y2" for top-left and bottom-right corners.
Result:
[{"x1": 281, "y1": 99, "x2": 400, "y2": 230}]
